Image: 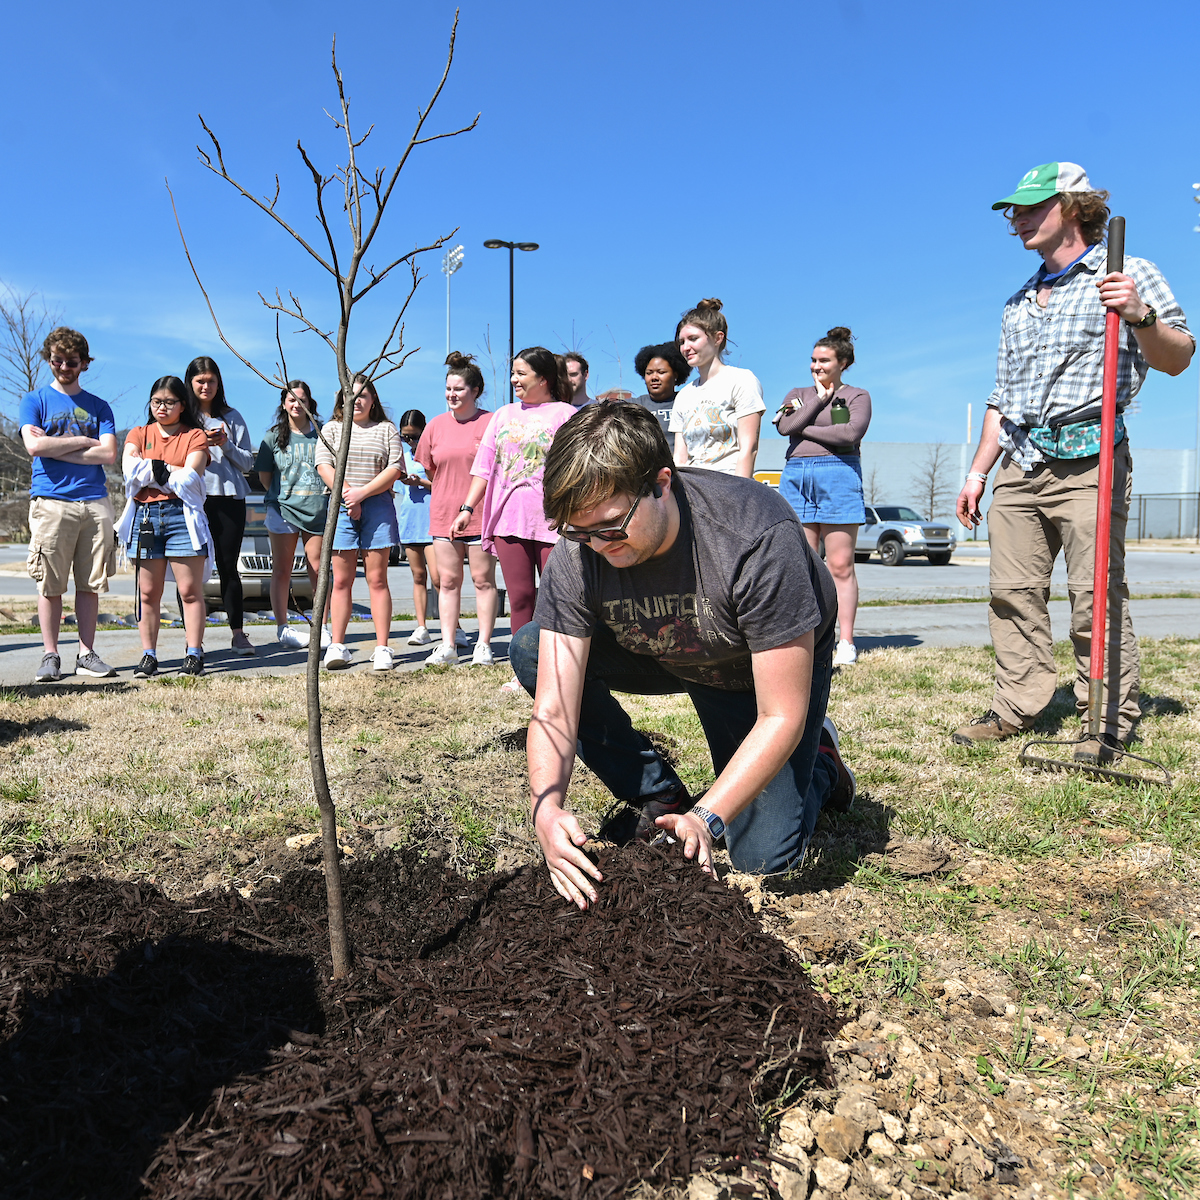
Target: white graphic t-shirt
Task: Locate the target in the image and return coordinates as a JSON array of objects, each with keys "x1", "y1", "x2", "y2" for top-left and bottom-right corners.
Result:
[{"x1": 668, "y1": 365, "x2": 765, "y2": 474}]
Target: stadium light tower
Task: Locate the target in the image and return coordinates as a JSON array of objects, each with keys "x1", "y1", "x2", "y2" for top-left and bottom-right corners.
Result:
[{"x1": 441, "y1": 244, "x2": 464, "y2": 356}]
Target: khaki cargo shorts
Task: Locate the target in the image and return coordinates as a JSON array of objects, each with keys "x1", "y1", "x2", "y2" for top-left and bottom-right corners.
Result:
[{"x1": 26, "y1": 496, "x2": 117, "y2": 597}]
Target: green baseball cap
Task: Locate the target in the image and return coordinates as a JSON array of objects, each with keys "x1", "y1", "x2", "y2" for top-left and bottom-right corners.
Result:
[{"x1": 992, "y1": 161, "x2": 1092, "y2": 210}]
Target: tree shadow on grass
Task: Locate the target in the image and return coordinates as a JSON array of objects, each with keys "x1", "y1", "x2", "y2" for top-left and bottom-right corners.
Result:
[
  {"x1": 0, "y1": 714, "x2": 88, "y2": 744},
  {"x1": 0, "y1": 930, "x2": 323, "y2": 1200}
]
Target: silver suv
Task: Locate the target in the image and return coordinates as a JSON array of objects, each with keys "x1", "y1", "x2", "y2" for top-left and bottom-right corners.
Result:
[
  {"x1": 855, "y1": 505, "x2": 956, "y2": 567},
  {"x1": 201, "y1": 494, "x2": 313, "y2": 613}
]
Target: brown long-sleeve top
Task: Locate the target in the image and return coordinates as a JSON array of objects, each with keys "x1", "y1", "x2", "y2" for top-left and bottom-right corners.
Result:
[{"x1": 775, "y1": 384, "x2": 872, "y2": 458}]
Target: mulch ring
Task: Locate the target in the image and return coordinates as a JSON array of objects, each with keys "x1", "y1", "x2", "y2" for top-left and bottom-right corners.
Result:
[{"x1": 0, "y1": 841, "x2": 841, "y2": 1199}]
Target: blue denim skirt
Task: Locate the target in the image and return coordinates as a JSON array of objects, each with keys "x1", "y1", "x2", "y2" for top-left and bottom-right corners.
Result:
[
  {"x1": 127, "y1": 499, "x2": 206, "y2": 559},
  {"x1": 780, "y1": 454, "x2": 865, "y2": 524},
  {"x1": 333, "y1": 491, "x2": 400, "y2": 551}
]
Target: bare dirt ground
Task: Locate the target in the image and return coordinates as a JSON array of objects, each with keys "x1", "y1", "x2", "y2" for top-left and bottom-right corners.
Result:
[{"x1": 1, "y1": 640, "x2": 1198, "y2": 1198}]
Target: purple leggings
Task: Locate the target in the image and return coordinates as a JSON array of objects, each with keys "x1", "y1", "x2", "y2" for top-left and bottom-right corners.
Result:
[{"x1": 495, "y1": 536, "x2": 553, "y2": 635}]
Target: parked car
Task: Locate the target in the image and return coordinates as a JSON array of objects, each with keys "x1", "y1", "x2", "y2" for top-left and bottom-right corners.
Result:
[
  {"x1": 197, "y1": 494, "x2": 313, "y2": 614},
  {"x1": 856, "y1": 505, "x2": 956, "y2": 566}
]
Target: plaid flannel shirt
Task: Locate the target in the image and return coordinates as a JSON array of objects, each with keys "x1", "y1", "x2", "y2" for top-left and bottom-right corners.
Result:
[{"x1": 986, "y1": 242, "x2": 1192, "y2": 470}]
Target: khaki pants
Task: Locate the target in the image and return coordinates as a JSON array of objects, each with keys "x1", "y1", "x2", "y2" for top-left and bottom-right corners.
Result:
[{"x1": 987, "y1": 440, "x2": 1138, "y2": 739}]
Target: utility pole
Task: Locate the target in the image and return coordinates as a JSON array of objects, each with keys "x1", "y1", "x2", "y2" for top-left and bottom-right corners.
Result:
[
  {"x1": 483, "y1": 239, "x2": 539, "y2": 402},
  {"x1": 441, "y1": 244, "x2": 464, "y2": 356}
]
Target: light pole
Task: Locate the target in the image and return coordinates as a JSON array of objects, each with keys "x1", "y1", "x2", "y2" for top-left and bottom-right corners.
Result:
[
  {"x1": 483, "y1": 238, "x2": 539, "y2": 402},
  {"x1": 441, "y1": 244, "x2": 464, "y2": 356}
]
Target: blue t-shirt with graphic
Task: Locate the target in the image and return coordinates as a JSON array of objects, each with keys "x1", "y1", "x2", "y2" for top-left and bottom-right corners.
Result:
[{"x1": 19, "y1": 385, "x2": 116, "y2": 501}]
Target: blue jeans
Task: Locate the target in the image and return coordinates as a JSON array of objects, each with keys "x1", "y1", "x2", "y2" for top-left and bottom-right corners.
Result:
[{"x1": 509, "y1": 621, "x2": 835, "y2": 875}]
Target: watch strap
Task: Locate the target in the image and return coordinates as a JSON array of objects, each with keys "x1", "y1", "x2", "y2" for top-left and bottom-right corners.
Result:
[
  {"x1": 690, "y1": 804, "x2": 725, "y2": 840},
  {"x1": 1126, "y1": 306, "x2": 1157, "y2": 329}
]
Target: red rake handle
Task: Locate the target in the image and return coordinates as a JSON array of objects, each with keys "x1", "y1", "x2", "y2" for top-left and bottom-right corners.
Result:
[{"x1": 1088, "y1": 215, "x2": 1124, "y2": 736}]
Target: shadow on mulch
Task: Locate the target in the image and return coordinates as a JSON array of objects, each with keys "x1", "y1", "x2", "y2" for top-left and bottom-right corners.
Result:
[
  {"x1": 2, "y1": 844, "x2": 842, "y2": 1200},
  {"x1": 0, "y1": 879, "x2": 322, "y2": 1200}
]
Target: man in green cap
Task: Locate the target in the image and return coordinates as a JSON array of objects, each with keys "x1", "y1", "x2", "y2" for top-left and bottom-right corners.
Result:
[{"x1": 953, "y1": 163, "x2": 1193, "y2": 761}]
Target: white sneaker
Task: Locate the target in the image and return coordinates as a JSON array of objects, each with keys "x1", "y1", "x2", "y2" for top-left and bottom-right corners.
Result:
[
  {"x1": 500, "y1": 675, "x2": 524, "y2": 694},
  {"x1": 454, "y1": 627, "x2": 470, "y2": 648},
  {"x1": 833, "y1": 639, "x2": 858, "y2": 666},
  {"x1": 278, "y1": 624, "x2": 310, "y2": 649},
  {"x1": 324, "y1": 642, "x2": 352, "y2": 670},
  {"x1": 320, "y1": 624, "x2": 333, "y2": 649},
  {"x1": 372, "y1": 645, "x2": 395, "y2": 671},
  {"x1": 407, "y1": 625, "x2": 431, "y2": 646},
  {"x1": 425, "y1": 641, "x2": 458, "y2": 667},
  {"x1": 471, "y1": 642, "x2": 495, "y2": 666}
]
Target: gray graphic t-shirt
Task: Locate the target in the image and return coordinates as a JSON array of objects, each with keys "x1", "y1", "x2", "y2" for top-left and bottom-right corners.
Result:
[
  {"x1": 254, "y1": 426, "x2": 329, "y2": 534},
  {"x1": 534, "y1": 468, "x2": 836, "y2": 690}
]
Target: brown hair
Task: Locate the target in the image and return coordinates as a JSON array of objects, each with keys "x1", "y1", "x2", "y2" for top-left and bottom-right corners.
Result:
[
  {"x1": 542, "y1": 402, "x2": 674, "y2": 530},
  {"x1": 514, "y1": 346, "x2": 572, "y2": 404},
  {"x1": 272, "y1": 380, "x2": 319, "y2": 451},
  {"x1": 563, "y1": 351, "x2": 589, "y2": 375},
  {"x1": 675, "y1": 298, "x2": 728, "y2": 358},
  {"x1": 41, "y1": 327, "x2": 91, "y2": 363},
  {"x1": 1004, "y1": 190, "x2": 1111, "y2": 246},
  {"x1": 445, "y1": 350, "x2": 485, "y2": 394},
  {"x1": 814, "y1": 326, "x2": 855, "y2": 369},
  {"x1": 332, "y1": 375, "x2": 389, "y2": 424}
]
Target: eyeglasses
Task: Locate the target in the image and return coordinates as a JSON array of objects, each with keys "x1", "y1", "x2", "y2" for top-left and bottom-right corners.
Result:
[
  {"x1": 559, "y1": 491, "x2": 647, "y2": 544},
  {"x1": 150, "y1": 398, "x2": 182, "y2": 410},
  {"x1": 401, "y1": 432, "x2": 421, "y2": 443},
  {"x1": 50, "y1": 357, "x2": 82, "y2": 369}
]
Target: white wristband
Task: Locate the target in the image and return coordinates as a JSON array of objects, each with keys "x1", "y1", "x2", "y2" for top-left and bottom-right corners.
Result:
[{"x1": 965, "y1": 471, "x2": 988, "y2": 483}]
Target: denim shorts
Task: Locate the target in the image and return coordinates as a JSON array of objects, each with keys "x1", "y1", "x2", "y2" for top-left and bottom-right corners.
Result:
[
  {"x1": 128, "y1": 499, "x2": 207, "y2": 559},
  {"x1": 332, "y1": 491, "x2": 399, "y2": 551},
  {"x1": 780, "y1": 454, "x2": 865, "y2": 525}
]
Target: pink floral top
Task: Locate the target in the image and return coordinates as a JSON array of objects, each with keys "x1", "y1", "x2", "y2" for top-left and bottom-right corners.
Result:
[{"x1": 470, "y1": 401, "x2": 578, "y2": 554}]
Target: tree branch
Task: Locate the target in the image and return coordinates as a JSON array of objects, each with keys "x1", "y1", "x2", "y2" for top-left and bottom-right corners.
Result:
[
  {"x1": 197, "y1": 114, "x2": 337, "y2": 277},
  {"x1": 165, "y1": 179, "x2": 283, "y2": 391}
]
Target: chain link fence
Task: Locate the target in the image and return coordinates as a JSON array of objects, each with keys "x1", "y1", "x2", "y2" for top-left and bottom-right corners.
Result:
[{"x1": 1127, "y1": 493, "x2": 1199, "y2": 541}]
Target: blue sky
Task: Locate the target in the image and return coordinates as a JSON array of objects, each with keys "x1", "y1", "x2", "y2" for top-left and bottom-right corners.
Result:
[{"x1": 2, "y1": 0, "x2": 1197, "y2": 458}]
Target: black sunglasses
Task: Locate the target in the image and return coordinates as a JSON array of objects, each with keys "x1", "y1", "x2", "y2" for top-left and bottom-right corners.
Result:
[{"x1": 559, "y1": 491, "x2": 648, "y2": 544}]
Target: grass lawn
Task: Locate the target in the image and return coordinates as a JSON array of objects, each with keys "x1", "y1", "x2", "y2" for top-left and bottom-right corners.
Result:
[{"x1": 1, "y1": 637, "x2": 1198, "y2": 1198}]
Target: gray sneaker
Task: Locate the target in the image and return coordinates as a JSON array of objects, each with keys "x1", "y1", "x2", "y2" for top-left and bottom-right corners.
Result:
[
  {"x1": 35, "y1": 652, "x2": 61, "y2": 683},
  {"x1": 76, "y1": 651, "x2": 116, "y2": 678}
]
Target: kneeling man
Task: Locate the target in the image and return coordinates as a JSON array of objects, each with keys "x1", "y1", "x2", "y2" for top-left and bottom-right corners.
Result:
[{"x1": 510, "y1": 402, "x2": 854, "y2": 909}]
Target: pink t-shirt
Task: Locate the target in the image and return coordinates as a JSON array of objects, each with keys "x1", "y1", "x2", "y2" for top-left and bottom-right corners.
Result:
[
  {"x1": 470, "y1": 401, "x2": 577, "y2": 553},
  {"x1": 414, "y1": 407, "x2": 491, "y2": 538}
]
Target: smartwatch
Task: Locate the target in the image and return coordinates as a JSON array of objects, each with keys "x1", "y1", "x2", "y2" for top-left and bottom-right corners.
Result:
[
  {"x1": 690, "y1": 804, "x2": 726, "y2": 841},
  {"x1": 459, "y1": 504, "x2": 474, "y2": 514}
]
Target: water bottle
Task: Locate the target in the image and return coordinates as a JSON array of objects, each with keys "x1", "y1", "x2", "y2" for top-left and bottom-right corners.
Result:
[{"x1": 830, "y1": 397, "x2": 850, "y2": 425}]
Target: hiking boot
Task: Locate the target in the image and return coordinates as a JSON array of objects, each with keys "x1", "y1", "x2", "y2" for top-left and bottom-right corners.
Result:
[
  {"x1": 634, "y1": 785, "x2": 694, "y2": 842},
  {"x1": 35, "y1": 652, "x2": 61, "y2": 683},
  {"x1": 180, "y1": 653, "x2": 205, "y2": 677},
  {"x1": 1074, "y1": 731, "x2": 1123, "y2": 766},
  {"x1": 952, "y1": 709, "x2": 1020, "y2": 745},
  {"x1": 819, "y1": 717, "x2": 857, "y2": 813},
  {"x1": 231, "y1": 630, "x2": 256, "y2": 657},
  {"x1": 76, "y1": 651, "x2": 116, "y2": 679},
  {"x1": 133, "y1": 653, "x2": 159, "y2": 680}
]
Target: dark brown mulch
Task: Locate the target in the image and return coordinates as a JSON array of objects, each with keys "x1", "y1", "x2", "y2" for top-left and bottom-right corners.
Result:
[{"x1": 0, "y1": 842, "x2": 839, "y2": 1200}]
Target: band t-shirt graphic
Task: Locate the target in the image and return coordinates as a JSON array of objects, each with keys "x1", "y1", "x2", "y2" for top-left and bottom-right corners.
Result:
[{"x1": 535, "y1": 469, "x2": 836, "y2": 689}]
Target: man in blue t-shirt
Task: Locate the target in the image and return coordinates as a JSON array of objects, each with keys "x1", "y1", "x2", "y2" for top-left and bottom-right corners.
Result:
[{"x1": 19, "y1": 327, "x2": 119, "y2": 681}]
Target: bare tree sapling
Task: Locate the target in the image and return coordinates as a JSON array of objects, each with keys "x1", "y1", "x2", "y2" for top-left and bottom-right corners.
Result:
[{"x1": 169, "y1": 17, "x2": 477, "y2": 978}]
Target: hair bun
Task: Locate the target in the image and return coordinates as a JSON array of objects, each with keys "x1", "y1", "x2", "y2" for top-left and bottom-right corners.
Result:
[
  {"x1": 826, "y1": 326, "x2": 853, "y2": 341},
  {"x1": 696, "y1": 297, "x2": 724, "y2": 313},
  {"x1": 445, "y1": 350, "x2": 477, "y2": 370}
]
